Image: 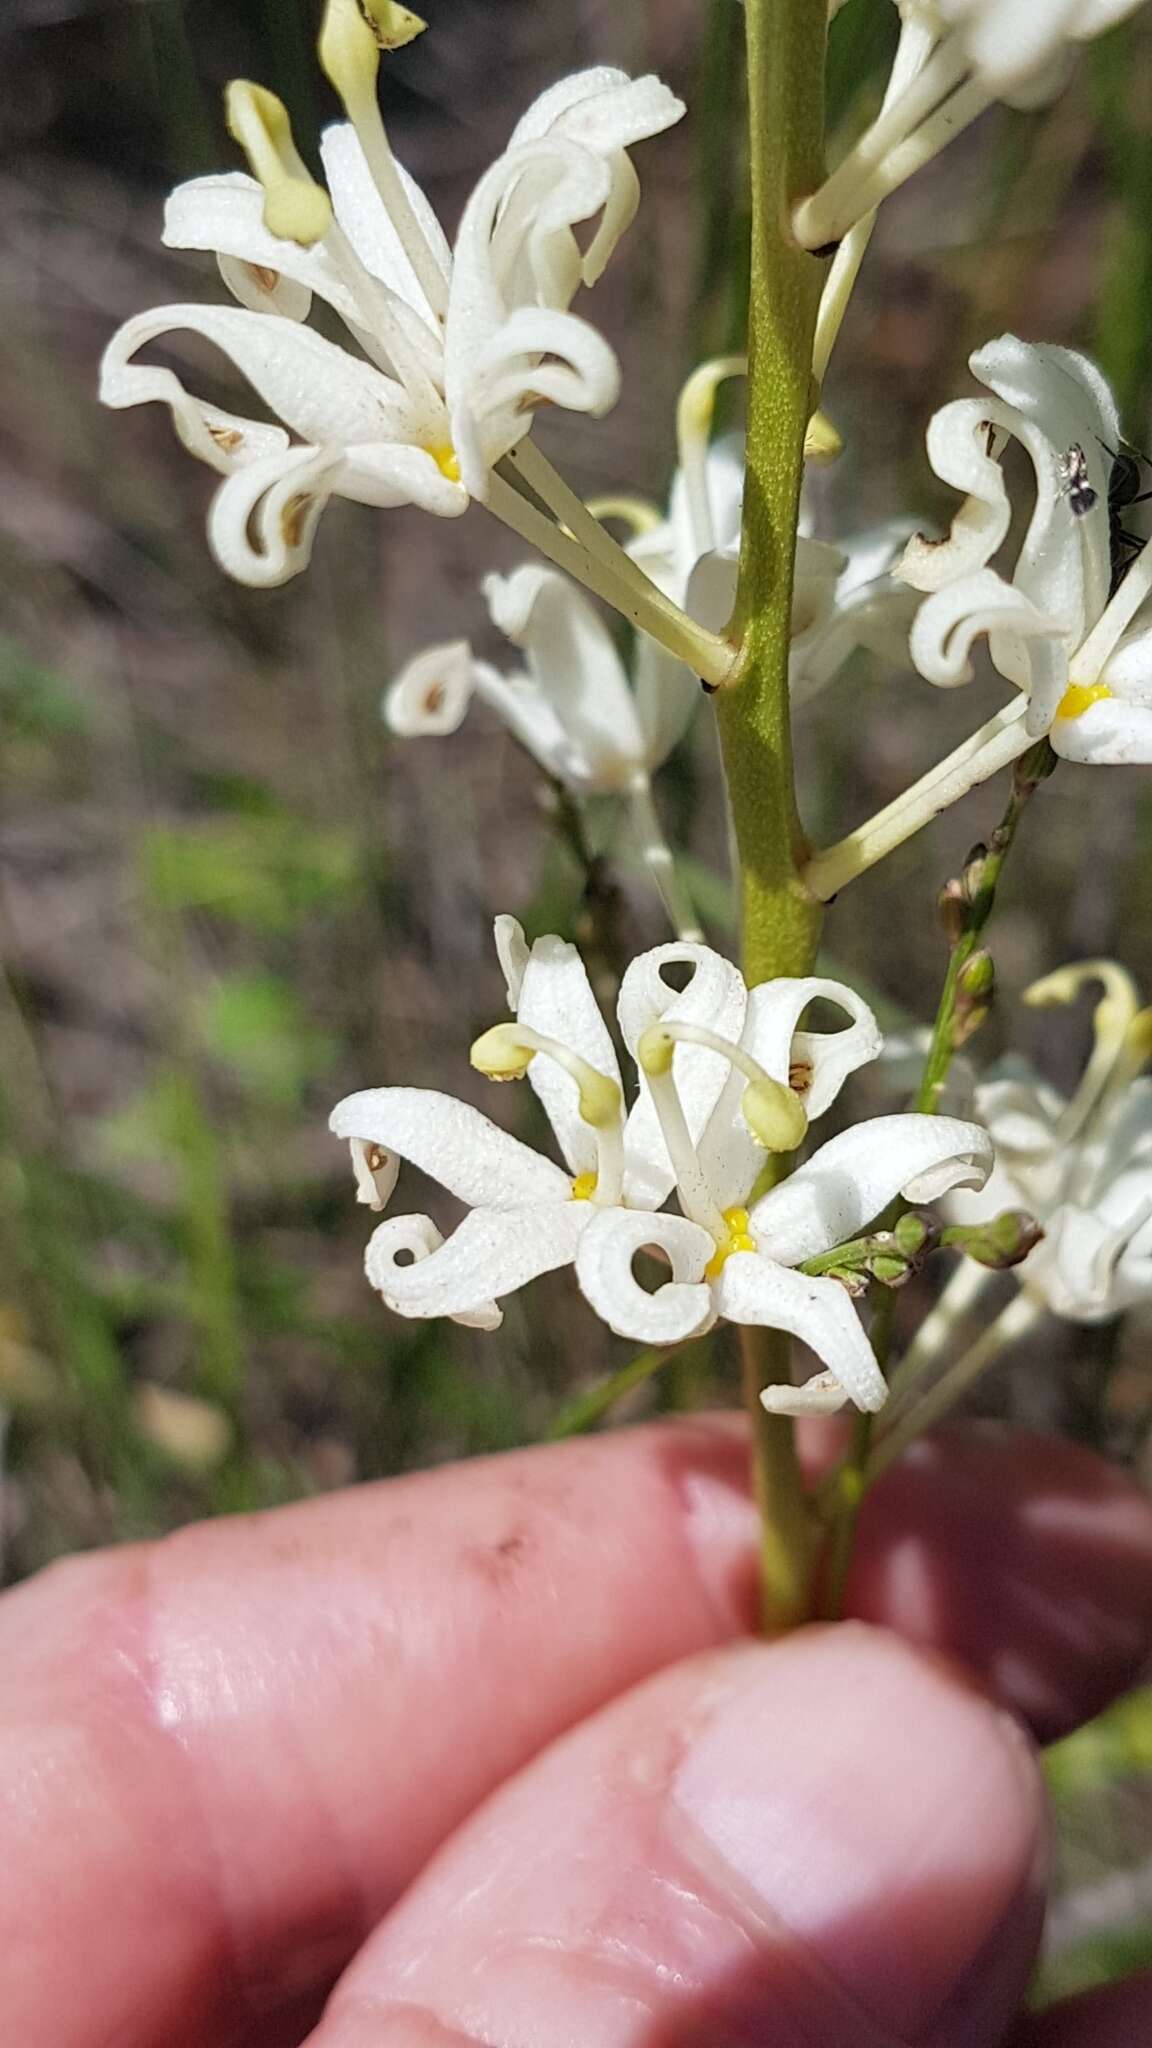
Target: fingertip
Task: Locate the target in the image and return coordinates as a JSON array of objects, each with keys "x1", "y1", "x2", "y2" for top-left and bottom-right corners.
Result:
[
  {"x1": 846, "y1": 1423, "x2": 1152, "y2": 1739},
  {"x1": 309, "y1": 1626, "x2": 1048, "y2": 2048}
]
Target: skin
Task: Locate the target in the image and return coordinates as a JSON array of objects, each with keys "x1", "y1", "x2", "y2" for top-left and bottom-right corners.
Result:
[{"x1": 4, "y1": 1415, "x2": 1152, "y2": 2047}]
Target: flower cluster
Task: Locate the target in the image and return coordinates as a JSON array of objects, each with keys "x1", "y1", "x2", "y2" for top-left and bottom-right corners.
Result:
[
  {"x1": 900, "y1": 335, "x2": 1152, "y2": 765},
  {"x1": 100, "y1": 35, "x2": 683, "y2": 587},
  {"x1": 331, "y1": 920, "x2": 993, "y2": 1415},
  {"x1": 948, "y1": 960, "x2": 1152, "y2": 1319}
]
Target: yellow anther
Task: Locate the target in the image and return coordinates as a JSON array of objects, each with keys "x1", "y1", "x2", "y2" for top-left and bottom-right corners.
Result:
[
  {"x1": 470, "y1": 1024, "x2": 534, "y2": 1081},
  {"x1": 676, "y1": 355, "x2": 747, "y2": 456},
  {"x1": 359, "y1": 0, "x2": 427, "y2": 48},
  {"x1": 319, "y1": 0, "x2": 381, "y2": 97},
  {"x1": 742, "y1": 1078, "x2": 808, "y2": 1153},
  {"x1": 1056, "y1": 680, "x2": 1112, "y2": 722},
  {"x1": 705, "y1": 1207, "x2": 756, "y2": 1279},
  {"x1": 804, "y1": 408, "x2": 843, "y2": 465},
  {"x1": 225, "y1": 82, "x2": 332, "y2": 246},
  {"x1": 430, "y1": 442, "x2": 462, "y2": 483},
  {"x1": 1125, "y1": 1009, "x2": 1152, "y2": 1064},
  {"x1": 585, "y1": 495, "x2": 663, "y2": 537},
  {"x1": 571, "y1": 1171, "x2": 599, "y2": 1202},
  {"x1": 319, "y1": 0, "x2": 424, "y2": 104},
  {"x1": 1025, "y1": 958, "x2": 1139, "y2": 1023},
  {"x1": 471, "y1": 1023, "x2": 621, "y2": 1130},
  {"x1": 637, "y1": 1024, "x2": 676, "y2": 1079},
  {"x1": 574, "y1": 1071, "x2": 623, "y2": 1130}
]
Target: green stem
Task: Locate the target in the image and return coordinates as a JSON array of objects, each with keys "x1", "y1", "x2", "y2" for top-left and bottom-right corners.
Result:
[
  {"x1": 721, "y1": 0, "x2": 829, "y2": 1630},
  {"x1": 719, "y1": 0, "x2": 827, "y2": 990},
  {"x1": 739, "y1": 1325, "x2": 815, "y2": 1633}
]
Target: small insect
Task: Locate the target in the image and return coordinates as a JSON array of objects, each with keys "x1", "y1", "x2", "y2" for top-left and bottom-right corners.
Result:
[{"x1": 1059, "y1": 442, "x2": 1098, "y2": 517}]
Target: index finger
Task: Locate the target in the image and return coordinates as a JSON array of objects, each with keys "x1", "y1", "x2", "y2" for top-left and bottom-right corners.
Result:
[{"x1": 3, "y1": 1417, "x2": 1151, "y2": 2047}]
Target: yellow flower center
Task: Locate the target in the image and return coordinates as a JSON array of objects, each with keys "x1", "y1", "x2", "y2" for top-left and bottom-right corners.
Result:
[
  {"x1": 430, "y1": 442, "x2": 462, "y2": 483},
  {"x1": 1056, "y1": 680, "x2": 1112, "y2": 722},
  {"x1": 572, "y1": 1171, "x2": 599, "y2": 1202},
  {"x1": 705, "y1": 1206, "x2": 756, "y2": 1279}
]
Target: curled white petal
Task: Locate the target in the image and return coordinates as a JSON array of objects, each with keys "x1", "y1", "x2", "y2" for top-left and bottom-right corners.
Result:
[
  {"x1": 366, "y1": 1202, "x2": 587, "y2": 1325},
  {"x1": 574, "y1": 1207, "x2": 716, "y2": 1344},
  {"x1": 321, "y1": 123, "x2": 451, "y2": 324},
  {"x1": 349, "y1": 1137, "x2": 400, "y2": 1212},
  {"x1": 909, "y1": 568, "x2": 1071, "y2": 731},
  {"x1": 494, "y1": 915, "x2": 531, "y2": 1010},
  {"x1": 330, "y1": 1086, "x2": 572, "y2": 1209},
  {"x1": 101, "y1": 303, "x2": 429, "y2": 456},
  {"x1": 697, "y1": 976, "x2": 882, "y2": 1212},
  {"x1": 483, "y1": 563, "x2": 644, "y2": 786},
  {"x1": 208, "y1": 445, "x2": 339, "y2": 588},
  {"x1": 165, "y1": 173, "x2": 339, "y2": 325},
  {"x1": 385, "y1": 641, "x2": 477, "y2": 737},
  {"x1": 508, "y1": 930, "x2": 623, "y2": 1178},
  {"x1": 453, "y1": 305, "x2": 621, "y2": 494},
  {"x1": 714, "y1": 1253, "x2": 888, "y2": 1413},
  {"x1": 1053, "y1": 695, "x2": 1152, "y2": 765},
  {"x1": 749, "y1": 1115, "x2": 994, "y2": 1267},
  {"x1": 618, "y1": 942, "x2": 747, "y2": 1207},
  {"x1": 759, "y1": 1369, "x2": 851, "y2": 1418}
]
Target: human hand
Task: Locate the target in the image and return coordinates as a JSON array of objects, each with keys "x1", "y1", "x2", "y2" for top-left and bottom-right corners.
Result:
[{"x1": 4, "y1": 1417, "x2": 1152, "y2": 2048}]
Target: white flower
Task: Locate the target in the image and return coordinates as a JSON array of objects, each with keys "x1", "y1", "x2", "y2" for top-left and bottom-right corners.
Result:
[
  {"x1": 914, "y1": 0, "x2": 1145, "y2": 99},
  {"x1": 794, "y1": 1, "x2": 1145, "y2": 249},
  {"x1": 900, "y1": 334, "x2": 1152, "y2": 764},
  {"x1": 791, "y1": 520, "x2": 920, "y2": 706},
  {"x1": 99, "y1": 63, "x2": 683, "y2": 587},
  {"x1": 385, "y1": 447, "x2": 917, "y2": 783},
  {"x1": 947, "y1": 960, "x2": 1152, "y2": 1318},
  {"x1": 330, "y1": 919, "x2": 993, "y2": 1413},
  {"x1": 382, "y1": 441, "x2": 742, "y2": 791}
]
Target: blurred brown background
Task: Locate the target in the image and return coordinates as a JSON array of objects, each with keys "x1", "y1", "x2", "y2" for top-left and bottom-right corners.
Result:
[{"x1": 5, "y1": 0, "x2": 1152, "y2": 1997}]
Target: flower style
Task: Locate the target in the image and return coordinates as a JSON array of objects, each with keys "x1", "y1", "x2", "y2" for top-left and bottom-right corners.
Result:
[
  {"x1": 330, "y1": 920, "x2": 993, "y2": 1414},
  {"x1": 99, "y1": 7, "x2": 683, "y2": 589},
  {"x1": 900, "y1": 334, "x2": 1152, "y2": 764},
  {"x1": 795, "y1": 0, "x2": 1146, "y2": 251},
  {"x1": 947, "y1": 959, "x2": 1152, "y2": 1319}
]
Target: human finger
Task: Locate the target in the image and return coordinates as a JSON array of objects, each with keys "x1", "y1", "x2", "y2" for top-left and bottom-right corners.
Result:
[{"x1": 304, "y1": 1624, "x2": 1047, "y2": 2048}]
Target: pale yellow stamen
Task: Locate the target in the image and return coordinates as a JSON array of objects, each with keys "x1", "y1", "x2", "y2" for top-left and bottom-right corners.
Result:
[
  {"x1": 705, "y1": 1206, "x2": 756, "y2": 1279},
  {"x1": 1056, "y1": 680, "x2": 1113, "y2": 722},
  {"x1": 585, "y1": 495, "x2": 663, "y2": 538},
  {"x1": 804, "y1": 408, "x2": 843, "y2": 466},
  {"x1": 675, "y1": 354, "x2": 747, "y2": 558},
  {"x1": 571, "y1": 1171, "x2": 598, "y2": 1202},
  {"x1": 225, "y1": 82, "x2": 332, "y2": 246},
  {"x1": 470, "y1": 1025, "x2": 622, "y2": 1130},
  {"x1": 637, "y1": 1022, "x2": 808, "y2": 1154}
]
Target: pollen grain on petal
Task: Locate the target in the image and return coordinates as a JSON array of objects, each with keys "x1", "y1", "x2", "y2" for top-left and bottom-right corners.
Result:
[{"x1": 1056, "y1": 680, "x2": 1112, "y2": 722}]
